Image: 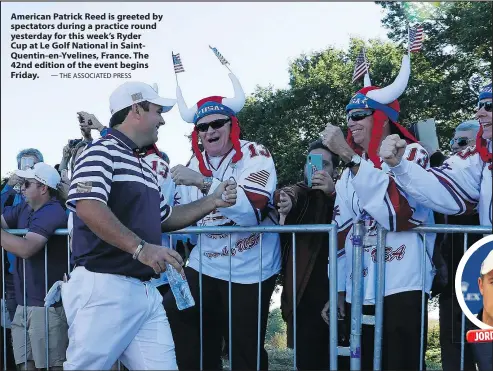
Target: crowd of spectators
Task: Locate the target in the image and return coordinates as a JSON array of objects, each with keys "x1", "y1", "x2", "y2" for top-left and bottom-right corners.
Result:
[{"x1": 1, "y1": 69, "x2": 491, "y2": 370}]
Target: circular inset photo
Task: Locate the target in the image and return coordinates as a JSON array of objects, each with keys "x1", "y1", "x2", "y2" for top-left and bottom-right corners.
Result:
[{"x1": 455, "y1": 235, "x2": 493, "y2": 330}]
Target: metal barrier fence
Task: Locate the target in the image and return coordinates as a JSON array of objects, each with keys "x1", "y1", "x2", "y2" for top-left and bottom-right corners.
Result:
[{"x1": 1, "y1": 224, "x2": 490, "y2": 371}]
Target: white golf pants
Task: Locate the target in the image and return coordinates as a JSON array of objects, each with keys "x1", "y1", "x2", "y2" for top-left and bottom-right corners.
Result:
[{"x1": 61, "y1": 266, "x2": 177, "y2": 370}]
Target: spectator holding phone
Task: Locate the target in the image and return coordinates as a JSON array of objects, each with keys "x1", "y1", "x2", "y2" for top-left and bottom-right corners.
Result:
[
  {"x1": 77, "y1": 111, "x2": 108, "y2": 137},
  {"x1": 59, "y1": 112, "x2": 102, "y2": 174},
  {"x1": 58, "y1": 112, "x2": 107, "y2": 202},
  {"x1": 274, "y1": 139, "x2": 340, "y2": 370}
]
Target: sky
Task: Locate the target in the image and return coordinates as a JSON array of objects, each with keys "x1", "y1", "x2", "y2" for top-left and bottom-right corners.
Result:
[{"x1": 1, "y1": 2, "x2": 390, "y2": 177}]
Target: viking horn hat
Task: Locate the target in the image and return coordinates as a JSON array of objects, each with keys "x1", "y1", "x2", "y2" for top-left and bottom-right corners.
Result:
[
  {"x1": 345, "y1": 54, "x2": 417, "y2": 169},
  {"x1": 365, "y1": 55, "x2": 411, "y2": 105},
  {"x1": 176, "y1": 73, "x2": 246, "y2": 124},
  {"x1": 175, "y1": 71, "x2": 247, "y2": 177}
]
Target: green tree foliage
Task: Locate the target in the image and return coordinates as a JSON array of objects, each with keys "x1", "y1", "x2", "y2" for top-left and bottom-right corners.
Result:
[
  {"x1": 237, "y1": 2, "x2": 491, "y2": 187},
  {"x1": 377, "y1": 1, "x2": 492, "y2": 141},
  {"x1": 265, "y1": 308, "x2": 287, "y2": 343}
]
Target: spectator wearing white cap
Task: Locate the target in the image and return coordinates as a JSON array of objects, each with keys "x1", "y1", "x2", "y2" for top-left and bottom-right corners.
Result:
[
  {"x1": 463, "y1": 248, "x2": 493, "y2": 371},
  {"x1": 0, "y1": 162, "x2": 69, "y2": 370},
  {"x1": 478, "y1": 249, "x2": 493, "y2": 327},
  {"x1": 62, "y1": 81, "x2": 237, "y2": 370}
]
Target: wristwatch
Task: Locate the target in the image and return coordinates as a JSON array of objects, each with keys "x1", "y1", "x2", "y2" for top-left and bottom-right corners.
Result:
[
  {"x1": 201, "y1": 176, "x2": 213, "y2": 194},
  {"x1": 344, "y1": 154, "x2": 362, "y2": 168}
]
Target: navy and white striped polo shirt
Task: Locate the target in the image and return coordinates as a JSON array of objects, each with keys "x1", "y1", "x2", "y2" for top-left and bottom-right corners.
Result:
[{"x1": 66, "y1": 128, "x2": 172, "y2": 280}]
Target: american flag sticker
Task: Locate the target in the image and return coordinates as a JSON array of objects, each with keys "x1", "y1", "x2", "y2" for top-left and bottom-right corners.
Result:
[
  {"x1": 131, "y1": 93, "x2": 143, "y2": 101},
  {"x1": 76, "y1": 181, "x2": 92, "y2": 193},
  {"x1": 245, "y1": 170, "x2": 270, "y2": 188}
]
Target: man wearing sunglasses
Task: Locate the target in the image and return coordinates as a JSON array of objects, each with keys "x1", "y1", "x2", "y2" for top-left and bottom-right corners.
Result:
[
  {"x1": 382, "y1": 82, "x2": 492, "y2": 228},
  {"x1": 166, "y1": 72, "x2": 280, "y2": 370},
  {"x1": 321, "y1": 55, "x2": 435, "y2": 370},
  {"x1": 1, "y1": 162, "x2": 69, "y2": 370},
  {"x1": 450, "y1": 120, "x2": 480, "y2": 154}
]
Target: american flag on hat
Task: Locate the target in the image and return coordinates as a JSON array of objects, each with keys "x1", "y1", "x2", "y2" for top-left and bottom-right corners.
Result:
[
  {"x1": 408, "y1": 24, "x2": 424, "y2": 53},
  {"x1": 352, "y1": 48, "x2": 369, "y2": 83},
  {"x1": 172, "y1": 52, "x2": 185, "y2": 73},
  {"x1": 209, "y1": 46, "x2": 230, "y2": 66}
]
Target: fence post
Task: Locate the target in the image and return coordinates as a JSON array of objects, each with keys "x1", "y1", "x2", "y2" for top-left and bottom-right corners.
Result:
[
  {"x1": 329, "y1": 227, "x2": 338, "y2": 370},
  {"x1": 460, "y1": 233, "x2": 468, "y2": 371},
  {"x1": 350, "y1": 222, "x2": 365, "y2": 371},
  {"x1": 257, "y1": 233, "x2": 264, "y2": 371},
  {"x1": 199, "y1": 234, "x2": 203, "y2": 371},
  {"x1": 2, "y1": 248, "x2": 6, "y2": 371},
  {"x1": 228, "y1": 234, "x2": 233, "y2": 369},
  {"x1": 45, "y1": 245, "x2": 49, "y2": 371},
  {"x1": 373, "y1": 226, "x2": 386, "y2": 370}
]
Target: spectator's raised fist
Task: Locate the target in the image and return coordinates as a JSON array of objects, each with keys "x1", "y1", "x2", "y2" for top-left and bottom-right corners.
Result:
[
  {"x1": 321, "y1": 123, "x2": 355, "y2": 163},
  {"x1": 379, "y1": 134, "x2": 407, "y2": 167}
]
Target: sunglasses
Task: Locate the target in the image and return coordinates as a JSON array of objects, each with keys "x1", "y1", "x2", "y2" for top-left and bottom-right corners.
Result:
[
  {"x1": 23, "y1": 180, "x2": 41, "y2": 189},
  {"x1": 195, "y1": 119, "x2": 231, "y2": 133},
  {"x1": 347, "y1": 110, "x2": 374, "y2": 122},
  {"x1": 478, "y1": 101, "x2": 492, "y2": 112},
  {"x1": 450, "y1": 137, "x2": 474, "y2": 147}
]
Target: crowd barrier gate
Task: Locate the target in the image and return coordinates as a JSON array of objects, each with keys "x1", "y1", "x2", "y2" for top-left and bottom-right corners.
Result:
[{"x1": 1, "y1": 224, "x2": 490, "y2": 370}]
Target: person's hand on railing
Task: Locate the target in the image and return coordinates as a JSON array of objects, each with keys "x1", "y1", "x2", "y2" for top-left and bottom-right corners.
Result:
[
  {"x1": 137, "y1": 243, "x2": 184, "y2": 274},
  {"x1": 379, "y1": 134, "x2": 407, "y2": 167},
  {"x1": 210, "y1": 179, "x2": 237, "y2": 208},
  {"x1": 277, "y1": 190, "x2": 292, "y2": 225}
]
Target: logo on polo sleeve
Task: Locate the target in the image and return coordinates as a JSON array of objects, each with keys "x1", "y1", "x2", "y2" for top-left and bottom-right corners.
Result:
[{"x1": 77, "y1": 181, "x2": 93, "y2": 193}]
